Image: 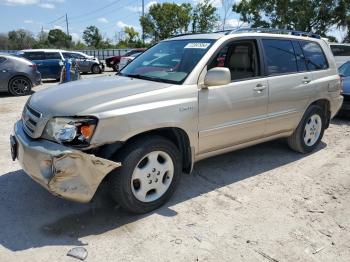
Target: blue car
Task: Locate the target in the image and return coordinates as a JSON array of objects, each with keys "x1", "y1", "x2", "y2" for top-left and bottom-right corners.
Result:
[
  {"x1": 339, "y1": 61, "x2": 350, "y2": 112},
  {"x1": 17, "y1": 49, "x2": 64, "y2": 81}
]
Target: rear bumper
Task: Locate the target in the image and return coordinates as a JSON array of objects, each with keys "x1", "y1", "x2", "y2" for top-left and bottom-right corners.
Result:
[
  {"x1": 13, "y1": 121, "x2": 120, "y2": 203},
  {"x1": 331, "y1": 95, "x2": 344, "y2": 118}
]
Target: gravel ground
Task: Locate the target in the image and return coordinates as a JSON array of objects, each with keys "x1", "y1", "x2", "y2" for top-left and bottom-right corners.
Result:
[{"x1": 0, "y1": 72, "x2": 349, "y2": 262}]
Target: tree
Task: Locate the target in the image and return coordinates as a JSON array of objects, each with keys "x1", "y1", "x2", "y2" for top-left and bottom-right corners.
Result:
[
  {"x1": 0, "y1": 34, "x2": 9, "y2": 50},
  {"x1": 192, "y1": 0, "x2": 219, "y2": 33},
  {"x1": 140, "y1": 3, "x2": 192, "y2": 41},
  {"x1": 83, "y1": 26, "x2": 103, "y2": 48},
  {"x1": 232, "y1": 0, "x2": 347, "y2": 36},
  {"x1": 48, "y1": 29, "x2": 72, "y2": 48},
  {"x1": 124, "y1": 26, "x2": 139, "y2": 43},
  {"x1": 8, "y1": 29, "x2": 36, "y2": 50}
]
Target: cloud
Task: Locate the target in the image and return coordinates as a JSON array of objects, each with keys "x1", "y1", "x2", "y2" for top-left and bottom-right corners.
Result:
[
  {"x1": 4, "y1": 0, "x2": 38, "y2": 5},
  {"x1": 125, "y1": 1, "x2": 157, "y2": 13},
  {"x1": 97, "y1": 17, "x2": 109, "y2": 24},
  {"x1": 38, "y1": 3, "x2": 55, "y2": 9},
  {"x1": 70, "y1": 32, "x2": 80, "y2": 42},
  {"x1": 53, "y1": 25, "x2": 63, "y2": 30},
  {"x1": 24, "y1": 19, "x2": 34, "y2": 24},
  {"x1": 225, "y1": 18, "x2": 248, "y2": 28},
  {"x1": 116, "y1": 21, "x2": 140, "y2": 30}
]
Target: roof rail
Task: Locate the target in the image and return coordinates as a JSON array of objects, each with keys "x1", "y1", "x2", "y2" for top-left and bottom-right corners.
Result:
[{"x1": 229, "y1": 28, "x2": 321, "y2": 39}]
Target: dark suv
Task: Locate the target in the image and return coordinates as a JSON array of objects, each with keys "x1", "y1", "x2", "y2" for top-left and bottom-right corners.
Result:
[{"x1": 105, "y1": 49, "x2": 146, "y2": 71}]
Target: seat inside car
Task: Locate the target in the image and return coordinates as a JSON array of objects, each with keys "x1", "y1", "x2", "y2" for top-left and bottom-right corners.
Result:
[{"x1": 227, "y1": 45, "x2": 255, "y2": 80}]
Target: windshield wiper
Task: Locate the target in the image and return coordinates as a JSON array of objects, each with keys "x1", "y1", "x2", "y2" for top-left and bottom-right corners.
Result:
[{"x1": 123, "y1": 73, "x2": 175, "y2": 84}]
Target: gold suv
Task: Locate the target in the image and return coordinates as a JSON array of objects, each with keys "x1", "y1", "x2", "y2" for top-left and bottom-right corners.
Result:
[{"x1": 11, "y1": 29, "x2": 343, "y2": 213}]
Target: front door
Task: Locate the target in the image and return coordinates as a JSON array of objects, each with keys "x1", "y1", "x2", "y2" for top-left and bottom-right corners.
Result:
[{"x1": 198, "y1": 39, "x2": 269, "y2": 154}]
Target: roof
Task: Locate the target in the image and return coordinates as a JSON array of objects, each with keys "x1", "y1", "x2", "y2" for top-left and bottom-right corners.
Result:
[
  {"x1": 166, "y1": 29, "x2": 323, "y2": 43},
  {"x1": 20, "y1": 49, "x2": 66, "y2": 52}
]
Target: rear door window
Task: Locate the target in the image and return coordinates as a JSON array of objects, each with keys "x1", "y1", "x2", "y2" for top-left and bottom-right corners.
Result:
[
  {"x1": 292, "y1": 41, "x2": 307, "y2": 72},
  {"x1": 262, "y1": 39, "x2": 298, "y2": 75},
  {"x1": 330, "y1": 45, "x2": 350, "y2": 56},
  {"x1": 23, "y1": 52, "x2": 45, "y2": 60},
  {"x1": 45, "y1": 52, "x2": 62, "y2": 60},
  {"x1": 300, "y1": 41, "x2": 328, "y2": 71}
]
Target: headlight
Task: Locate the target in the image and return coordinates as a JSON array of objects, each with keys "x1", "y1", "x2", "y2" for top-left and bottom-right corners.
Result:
[{"x1": 43, "y1": 117, "x2": 97, "y2": 147}]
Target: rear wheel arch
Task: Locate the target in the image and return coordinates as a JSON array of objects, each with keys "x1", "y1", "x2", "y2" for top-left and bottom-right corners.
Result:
[{"x1": 308, "y1": 99, "x2": 331, "y2": 129}]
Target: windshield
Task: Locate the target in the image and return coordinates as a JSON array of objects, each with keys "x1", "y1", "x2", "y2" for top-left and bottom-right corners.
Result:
[{"x1": 120, "y1": 39, "x2": 215, "y2": 84}]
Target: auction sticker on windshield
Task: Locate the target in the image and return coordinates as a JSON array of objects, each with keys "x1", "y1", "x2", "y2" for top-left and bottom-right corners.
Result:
[{"x1": 184, "y1": 43, "x2": 211, "y2": 49}]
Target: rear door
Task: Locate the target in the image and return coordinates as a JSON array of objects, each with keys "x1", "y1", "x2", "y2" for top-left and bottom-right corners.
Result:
[
  {"x1": 0, "y1": 56, "x2": 10, "y2": 91},
  {"x1": 262, "y1": 38, "x2": 314, "y2": 136},
  {"x1": 43, "y1": 52, "x2": 63, "y2": 79}
]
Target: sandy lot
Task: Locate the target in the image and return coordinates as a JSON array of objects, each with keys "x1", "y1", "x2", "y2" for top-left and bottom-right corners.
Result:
[{"x1": 0, "y1": 72, "x2": 349, "y2": 262}]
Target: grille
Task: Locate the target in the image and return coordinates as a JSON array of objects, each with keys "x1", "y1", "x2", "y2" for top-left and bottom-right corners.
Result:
[{"x1": 22, "y1": 104, "x2": 42, "y2": 137}]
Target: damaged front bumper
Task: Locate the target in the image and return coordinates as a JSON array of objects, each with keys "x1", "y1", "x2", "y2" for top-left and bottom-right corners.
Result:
[{"x1": 12, "y1": 121, "x2": 120, "y2": 203}]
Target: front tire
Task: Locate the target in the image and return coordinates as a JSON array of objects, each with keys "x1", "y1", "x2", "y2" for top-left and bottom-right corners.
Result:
[
  {"x1": 8, "y1": 76, "x2": 32, "y2": 96},
  {"x1": 112, "y1": 63, "x2": 119, "y2": 72},
  {"x1": 288, "y1": 105, "x2": 326, "y2": 153},
  {"x1": 109, "y1": 136, "x2": 182, "y2": 214}
]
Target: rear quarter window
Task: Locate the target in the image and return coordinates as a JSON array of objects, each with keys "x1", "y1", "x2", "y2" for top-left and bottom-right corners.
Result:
[
  {"x1": 262, "y1": 39, "x2": 298, "y2": 75},
  {"x1": 330, "y1": 45, "x2": 350, "y2": 56},
  {"x1": 23, "y1": 52, "x2": 45, "y2": 60},
  {"x1": 300, "y1": 41, "x2": 328, "y2": 71}
]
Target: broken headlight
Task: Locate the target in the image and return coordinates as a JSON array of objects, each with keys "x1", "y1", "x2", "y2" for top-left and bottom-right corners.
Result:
[{"x1": 43, "y1": 117, "x2": 98, "y2": 147}]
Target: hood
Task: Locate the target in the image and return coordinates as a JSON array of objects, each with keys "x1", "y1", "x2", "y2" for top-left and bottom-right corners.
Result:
[{"x1": 29, "y1": 75, "x2": 172, "y2": 116}]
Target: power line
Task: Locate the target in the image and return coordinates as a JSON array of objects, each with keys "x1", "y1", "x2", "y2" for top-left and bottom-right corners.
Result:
[
  {"x1": 47, "y1": 15, "x2": 65, "y2": 25},
  {"x1": 69, "y1": 0, "x2": 120, "y2": 20}
]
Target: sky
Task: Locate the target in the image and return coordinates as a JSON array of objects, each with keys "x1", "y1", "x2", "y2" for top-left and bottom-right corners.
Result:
[
  {"x1": 0, "y1": 0, "x2": 346, "y2": 43},
  {"x1": 0, "y1": 0, "x2": 245, "y2": 43}
]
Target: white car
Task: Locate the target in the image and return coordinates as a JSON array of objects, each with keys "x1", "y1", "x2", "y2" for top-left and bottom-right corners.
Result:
[
  {"x1": 329, "y1": 43, "x2": 350, "y2": 67},
  {"x1": 119, "y1": 52, "x2": 143, "y2": 70}
]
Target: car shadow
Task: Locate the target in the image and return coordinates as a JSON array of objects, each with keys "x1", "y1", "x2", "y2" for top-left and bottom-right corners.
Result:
[
  {"x1": 0, "y1": 139, "x2": 326, "y2": 251},
  {"x1": 0, "y1": 90, "x2": 35, "y2": 98}
]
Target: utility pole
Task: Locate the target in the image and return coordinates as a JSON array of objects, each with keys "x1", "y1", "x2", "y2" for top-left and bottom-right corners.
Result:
[
  {"x1": 142, "y1": 0, "x2": 144, "y2": 43},
  {"x1": 65, "y1": 13, "x2": 70, "y2": 36},
  {"x1": 40, "y1": 26, "x2": 44, "y2": 42}
]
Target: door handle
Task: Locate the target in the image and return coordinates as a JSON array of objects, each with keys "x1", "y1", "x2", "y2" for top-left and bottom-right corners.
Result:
[
  {"x1": 254, "y1": 84, "x2": 267, "y2": 92},
  {"x1": 303, "y1": 77, "x2": 312, "y2": 84}
]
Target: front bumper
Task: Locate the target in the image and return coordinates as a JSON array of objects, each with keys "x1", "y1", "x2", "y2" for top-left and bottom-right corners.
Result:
[{"x1": 12, "y1": 121, "x2": 120, "y2": 203}]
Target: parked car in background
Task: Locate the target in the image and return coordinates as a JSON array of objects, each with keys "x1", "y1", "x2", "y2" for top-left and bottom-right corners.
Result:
[
  {"x1": 0, "y1": 53, "x2": 41, "y2": 96},
  {"x1": 118, "y1": 51, "x2": 143, "y2": 70},
  {"x1": 329, "y1": 43, "x2": 350, "y2": 67},
  {"x1": 105, "y1": 48, "x2": 146, "y2": 71},
  {"x1": 62, "y1": 51, "x2": 104, "y2": 74},
  {"x1": 339, "y1": 61, "x2": 350, "y2": 112},
  {"x1": 18, "y1": 49, "x2": 64, "y2": 81}
]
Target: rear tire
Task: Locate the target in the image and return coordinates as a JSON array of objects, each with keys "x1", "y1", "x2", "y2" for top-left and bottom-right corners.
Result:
[
  {"x1": 288, "y1": 105, "x2": 325, "y2": 153},
  {"x1": 108, "y1": 136, "x2": 182, "y2": 214},
  {"x1": 91, "y1": 64, "x2": 101, "y2": 74},
  {"x1": 8, "y1": 76, "x2": 32, "y2": 96}
]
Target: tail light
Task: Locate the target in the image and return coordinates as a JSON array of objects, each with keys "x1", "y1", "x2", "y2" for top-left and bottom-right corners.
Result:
[
  {"x1": 340, "y1": 75, "x2": 344, "y2": 94},
  {"x1": 29, "y1": 64, "x2": 37, "y2": 70}
]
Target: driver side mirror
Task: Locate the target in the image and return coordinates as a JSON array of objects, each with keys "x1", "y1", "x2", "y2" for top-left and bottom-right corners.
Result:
[{"x1": 204, "y1": 67, "x2": 231, "y2": 87}]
